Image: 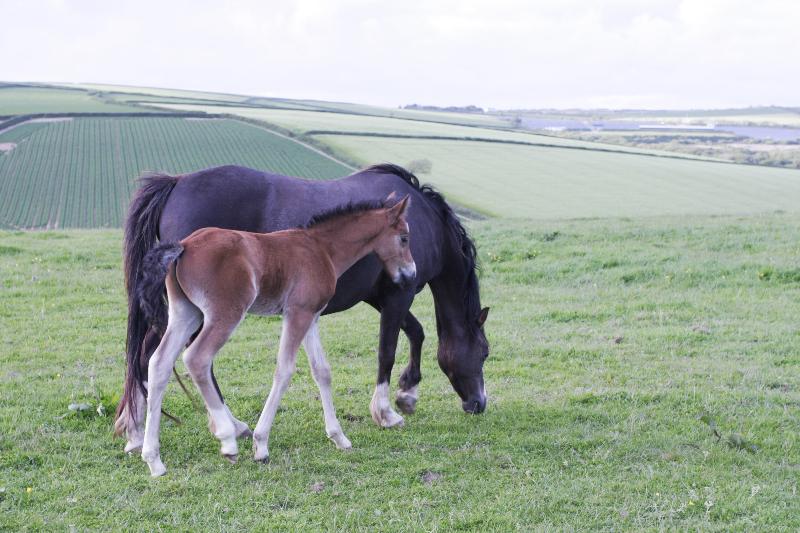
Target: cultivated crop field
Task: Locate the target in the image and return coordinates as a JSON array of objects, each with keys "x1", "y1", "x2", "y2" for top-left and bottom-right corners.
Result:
[
  {"x1": 0, "y1": 117, "x2": 349, "y2": 228},
  {"x1": 2, "y1": 214, "x2": 799, "y2": 530}
]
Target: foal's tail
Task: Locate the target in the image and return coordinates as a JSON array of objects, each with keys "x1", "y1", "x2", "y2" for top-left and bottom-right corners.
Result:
[{"x1": 114, "y1": 173, "x2": 179, "y2": 436}]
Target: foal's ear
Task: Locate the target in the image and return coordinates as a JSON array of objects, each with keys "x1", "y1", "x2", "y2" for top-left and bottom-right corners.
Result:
[
  {"x1": 387, "y1": 194, "x2": 411, "y2": 224},
  {"x1": 476, "y1": 307, "x2": 490, "y2": 327},
  {"x1": 383, "y1": 191, "x2": 397, "y2": 205}
]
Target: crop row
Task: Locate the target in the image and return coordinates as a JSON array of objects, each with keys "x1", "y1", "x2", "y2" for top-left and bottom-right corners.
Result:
[{"x1": 0, "y1": 118, "x2": 350, "y2": 228}]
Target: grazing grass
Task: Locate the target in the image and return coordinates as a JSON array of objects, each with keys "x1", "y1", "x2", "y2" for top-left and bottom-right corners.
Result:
[
  {"x1": 2, "y1": 213, "x2": 799, "y2": 530},
  {"x1": 316, "y1": 135, "x2": 800, "y2": 218},
  {"x1": 0, "y1": 117, "x2": 349, "y2": 229},
  {"x1": 0, "y1": 86, "x2": 145, "y2": 115}
]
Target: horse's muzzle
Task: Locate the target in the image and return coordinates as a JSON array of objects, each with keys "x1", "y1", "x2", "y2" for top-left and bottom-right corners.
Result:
[{"x1": 462, "y1": 394, "x2": 487, "y2": 414}]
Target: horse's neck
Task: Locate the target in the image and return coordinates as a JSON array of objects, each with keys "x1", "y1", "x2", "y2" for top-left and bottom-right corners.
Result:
[
  {"x1": 308, "y1": 215, "x2": 381, "y2": 278},
  {"x1": 428, "y1": 261, "x2": 472, "y2": 339}
]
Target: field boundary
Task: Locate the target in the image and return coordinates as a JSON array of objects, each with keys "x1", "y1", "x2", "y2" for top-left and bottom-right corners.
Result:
[{"x1": 304, "y1": 130, "x2": 757, "y2": 166}]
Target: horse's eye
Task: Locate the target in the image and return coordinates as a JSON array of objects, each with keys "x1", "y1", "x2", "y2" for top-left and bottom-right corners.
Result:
[{"x1": 400, "y1": 235, "x2": 409, "y2": 245}]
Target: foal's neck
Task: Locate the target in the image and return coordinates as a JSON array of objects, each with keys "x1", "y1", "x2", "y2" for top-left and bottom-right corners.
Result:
[{"x1": 308, "y1": 213, "x2": 384, "y2": 278}]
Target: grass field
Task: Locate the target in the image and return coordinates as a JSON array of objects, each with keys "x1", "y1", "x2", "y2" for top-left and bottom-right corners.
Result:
[
  {"x1": 0, "y1": 86, "x2": 146, "y2": 116},
  {"x1": 0, "y1": 117, "x2": 349, "y2": 229},
  {"x1": 2, "y1": 213, "x2": 799, "y2": 530},
  {"x1": 316, "y1": 135, "x2": 800, "y2": 218},
  {"x1": 153, "y1": 103, "x2": 724, "y2": 159}
]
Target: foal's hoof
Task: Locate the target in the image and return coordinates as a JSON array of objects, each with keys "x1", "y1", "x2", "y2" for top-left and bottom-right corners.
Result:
[
  {"x1": 124, "y1": 442, "x2": 143, "y2": 454},
  {"x1": 373, "y1": 409, "x2": 405, "y2": 429},
  {"x1": 328, "y1": 431, "x2": 352, "y2": 450},
  {"x1": 254, "y1": 455, "x2": 270, "y2": 465},
  {"x1": 146, "y1": 460, "x2": 167, "y2": 478},
  {"x1": 237, "y1": 428, "x2": 253, "y2": 439},
  {"x1": 223, "y1": 453, "x2": 239, "y2": 464}
]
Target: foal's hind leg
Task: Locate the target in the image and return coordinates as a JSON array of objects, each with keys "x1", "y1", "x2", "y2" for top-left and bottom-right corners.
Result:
[
  {"x1": 303, "y1": 318, "x2": 351, "y2": 450},
  {"x1": 209, "y1": 369, "x2": 252, "y2": 439},
  {"x1": 141, "y1": 303, "x2": 202, "y2": 477},
  {"x1": 253, "y1": 310, "x2": 314, "y2": 463},
  {"x1": 182, "y1": 316, "x2": 245, "y2": 463}
]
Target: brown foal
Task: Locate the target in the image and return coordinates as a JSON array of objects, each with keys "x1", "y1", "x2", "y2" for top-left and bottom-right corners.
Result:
[{"x1": 137, "y1": 196, "x2": 414, "y2": 476}]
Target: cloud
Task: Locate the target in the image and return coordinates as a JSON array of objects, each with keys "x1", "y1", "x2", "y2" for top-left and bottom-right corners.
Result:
[{"x1": 1, "y1": 0, "x2": 797, "y2": 108}]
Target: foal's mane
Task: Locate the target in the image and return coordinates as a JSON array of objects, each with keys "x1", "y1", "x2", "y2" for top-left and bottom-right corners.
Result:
[
  {"x1": 303, "y1": 200, "x2": 386, "y2": 229},
  {"x1": 364, "y1": 164, "x2": 483, "y2": 335}
]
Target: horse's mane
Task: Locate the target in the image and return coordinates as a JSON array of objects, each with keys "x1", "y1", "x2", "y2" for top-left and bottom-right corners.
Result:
[
  {"x1": 364, "y1": 163, "x2": 482, "y2": 334},
  {"x1": 304, "y1": 199, "x2": 385, "y2": 228}
]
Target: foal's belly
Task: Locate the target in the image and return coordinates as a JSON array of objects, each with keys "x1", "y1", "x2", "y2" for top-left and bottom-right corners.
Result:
[{"x1": 247, "y1": 296, "x2": 284, "y2": 317}]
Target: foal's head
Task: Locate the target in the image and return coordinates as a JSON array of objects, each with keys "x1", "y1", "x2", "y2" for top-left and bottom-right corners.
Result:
[{"x1": 373, "y1": 195, "x2": 416, "y2": 286}]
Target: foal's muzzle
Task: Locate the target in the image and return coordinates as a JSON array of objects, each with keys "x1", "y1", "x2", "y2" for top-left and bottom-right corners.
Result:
[{"x1": 394, "y1": 262, "x2": 417, "y2": 287}]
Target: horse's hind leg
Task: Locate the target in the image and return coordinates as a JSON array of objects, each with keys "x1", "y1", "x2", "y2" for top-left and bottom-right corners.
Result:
[
  {"x1": 253, "y1": 310, "x2": 314, "y2": 463},
  {"x1": 141, "y1": 301, "x2": 202, "y2": 477},
  {"x1": 121, "y1": 328, "x2": 161, "y2": 453},
  {"x1": 303, "y1": 318, "x2": 351, "y2": 450},
  {"x1": 182, "y1": 316, "x2": 244, "y2": 463},
  {"x1": 396, "y1": 311, "x2": 425, "y2": 414}
]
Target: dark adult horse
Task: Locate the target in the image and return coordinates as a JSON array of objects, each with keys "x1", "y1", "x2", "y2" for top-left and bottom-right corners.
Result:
[{"x1": 115, "y1": 163, "x2": 490, "y2": 452}]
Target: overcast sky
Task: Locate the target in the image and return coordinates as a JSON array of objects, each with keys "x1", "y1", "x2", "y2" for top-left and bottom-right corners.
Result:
[{"x1": 2, "y1": 0, "x2": 798, "y2": 109}]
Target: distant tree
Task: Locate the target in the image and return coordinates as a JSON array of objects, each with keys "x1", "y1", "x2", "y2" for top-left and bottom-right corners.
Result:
[{"x1": 407, "y1": 159, "x2": 433, "y2": 174}]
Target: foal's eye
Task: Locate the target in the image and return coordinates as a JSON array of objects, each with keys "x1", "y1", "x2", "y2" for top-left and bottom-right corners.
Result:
[{"x1": 400, "y1": 235, "x2": 409, "y2": 245}]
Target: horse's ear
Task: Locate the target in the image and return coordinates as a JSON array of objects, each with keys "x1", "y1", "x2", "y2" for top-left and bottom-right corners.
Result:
[
  {"x1": 476, "y1": 307, "x2": 490, "y2": 327},
  {"x1": 383, "y1": 191, "x2": 397, "y2": 206},
  {"x1": 387, "y1": 194, "x2": 410, "y2": 224}
]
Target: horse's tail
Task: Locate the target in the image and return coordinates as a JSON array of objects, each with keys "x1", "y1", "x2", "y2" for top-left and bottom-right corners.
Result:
[{"x1": 114, "y1": 174, "x2": 179, "y2": 436}]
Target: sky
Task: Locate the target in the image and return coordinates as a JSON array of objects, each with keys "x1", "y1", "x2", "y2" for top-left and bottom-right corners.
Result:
[{"x1": 2, "y1": 0, "x2": 798, "y2": 110}]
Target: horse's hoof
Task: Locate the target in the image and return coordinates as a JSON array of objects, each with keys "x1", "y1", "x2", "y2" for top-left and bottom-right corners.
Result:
[
  {"x1": 254, "y1": 455, "x2": 270, "y2": 465},
  {"x1": 223, "y1": 453, "x2": 239, "y2": 464},
  {"x1": 237, "y1": 428, "x2": 253, "y2": 439},
  {"x1": 395, "y1": 395, "x2": 417, "y2": 415}
]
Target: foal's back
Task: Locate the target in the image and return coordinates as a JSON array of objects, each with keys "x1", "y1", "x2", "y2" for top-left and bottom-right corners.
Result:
[{"x1": 175, "y1": 227, "x2": 335, "y2": 318}]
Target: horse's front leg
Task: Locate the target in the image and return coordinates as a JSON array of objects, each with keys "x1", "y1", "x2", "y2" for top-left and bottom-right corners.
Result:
[
  {"x1": 395, "y1": 311, "x2": 425, "y2": 414},
  {"x1": 253, "y1": 310, "x2": 314, "y2": 463},
  {"x1": 370, "y1": 293, "x2": 413, "y2": 428}
]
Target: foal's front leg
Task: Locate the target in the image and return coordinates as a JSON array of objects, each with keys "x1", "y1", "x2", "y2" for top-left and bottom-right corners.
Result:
[
  {"x1": 253, "y1": 310, "x2": 314, "y2": 463},
  {"x1": 303, "y1": 319, "x2": 351, "y2": 450}
]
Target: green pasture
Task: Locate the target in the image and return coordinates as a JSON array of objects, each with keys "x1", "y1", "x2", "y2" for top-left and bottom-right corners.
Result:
[
  {"x1": 68, "y1": 83, "x2": 249, "y2": 103},
  {"x1": 316, "y1": 135, "x2": 800, "y2": 218},
  {"x1": 0, "y1": 117, "x2": 349, "y2": 229},
  {"x1": 154, "y1": 103, "x2": 715, "y2": 157},
  {"x1": 0, "y1": 86, "x2": 145, "y2": 116},
  {"x1": 2, "y1": 213, "x2": 799, "y2": 530}
]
